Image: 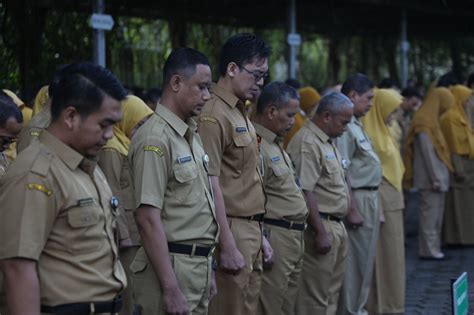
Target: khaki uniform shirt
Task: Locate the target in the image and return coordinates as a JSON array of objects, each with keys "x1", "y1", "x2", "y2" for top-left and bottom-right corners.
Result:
[
  {"x1": 197, "y1": 83, "x2": 265, "y2": 217},
  {"x1": 0, "y1": 130, "x2": 126, "y2": 306},
  {"x1": 287, "y1": 120, "x2": 349, "y2": 218},
  {"x1": 98, "y1": 149, "x2": 138, "y2": 245},
  {"x1": 336, "y1": 116, "x2": 382, "y2": 188},
  {"x1": 129, "y1": 104, "x2": 218, "y2": 246},
  {"x1": 17, "y1": 105, "x2": 51, "y2": 153},
  {"x1": 254, "y1": 123, "x2": 308, "y2": 222}
]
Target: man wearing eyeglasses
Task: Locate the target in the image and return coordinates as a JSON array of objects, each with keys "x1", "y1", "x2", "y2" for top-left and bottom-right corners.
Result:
[
  {"x1": 198, "y1": 33, "x2": 271, "y2": 315},
  {"x1": 0, "y1": 92, "x2": 23, "y2": 178}
]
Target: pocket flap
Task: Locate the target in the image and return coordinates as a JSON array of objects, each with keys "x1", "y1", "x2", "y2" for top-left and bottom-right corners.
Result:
[
  {"x1": 130, "y1": 247, "x2": 148, "y2": 273},
  {"x1": 233, "y1": 132, "x2": 252, "y2": 147},
  {"x1": 271, "y1": 163, "x2": 289, "y2": 177},
  {"x1": 173, "y1": 163, "x2": 198, "y2": 183},
  {"x1": 67, "y1": 206, "x2": 100, "y2": 228}
]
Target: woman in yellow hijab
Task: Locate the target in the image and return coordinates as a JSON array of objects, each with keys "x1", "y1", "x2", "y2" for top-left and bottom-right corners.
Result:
[
  {"x1": 403, "y1": 87, "x2": 454, "y2": 259},
  {"x1": 97, "y1": 95, "x2": 153, "y2": 315},
  {"x1": 362, "y1": 89, "x2": 405, "y2": 314},
  {"x1": 440, "y1": 85, "x2": 474, "y2": 245},
  {"x1": 283, "y1": 86, "x2": 320, "y2": 148}
]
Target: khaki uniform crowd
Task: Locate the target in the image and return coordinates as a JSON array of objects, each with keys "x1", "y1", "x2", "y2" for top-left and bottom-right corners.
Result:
[{"x1": 0, "y1": 33, "x2": 473, "y2": 315}]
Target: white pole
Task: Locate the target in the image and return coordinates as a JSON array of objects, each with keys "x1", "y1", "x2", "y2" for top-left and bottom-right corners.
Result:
[
  {"x1": 93, "y1": 0, "x2": 106, "y2": 67},
  {"x1": 400, "y1": 9, "x2": 409, "y2": 88}
]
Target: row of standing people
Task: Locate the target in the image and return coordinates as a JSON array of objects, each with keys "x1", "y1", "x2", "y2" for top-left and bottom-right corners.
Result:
[{"x1": 0, "y1": 32, "x2": 471, "y2": 315}]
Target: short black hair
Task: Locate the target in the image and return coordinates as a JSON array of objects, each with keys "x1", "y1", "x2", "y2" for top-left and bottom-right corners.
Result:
[
  {"x1": 437, "y1": 72, "x2": 461, "y2": 87},
  {"x1": 218, "y1": 33, "x2": 271, "y2": 77},
  {"x1": 285, "y1": 78, "x2": 301, "y2": 89},
  {"x1": 401, "y1": 86, "x2": 422, "y2": 99},
  {"x1": 256, "y1": 81, "x2": 299, "y2": 114},
  {"x1": 50, "y1": 62, "x2": 127, "y2": 121},
  {"x1": 143, "y1": 88, "x2": 162, "y2": 104},
  {"x1": 0, "y1": 91, "x2": 23, "y2": 127},
  {"x1": 378, "y1": 77, "x2": 399, "y2": 89},
  {"x1": 467, "y1": 72, "x2": 474, "y2": 88},
  {"x1": 341, "y1": 73, "x2": 374, "y2": 96},
  {"x1": 162, "y1": 48, "x2": 210, "y2": 88}
]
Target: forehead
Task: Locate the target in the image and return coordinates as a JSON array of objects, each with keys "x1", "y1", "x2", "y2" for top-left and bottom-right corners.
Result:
[
  {"x1": 89, "y1": 96, "x2": 122, "y2": 119},
  {"x1": 360, "y1": 89, "x2": 374, "y2": 98},
  {"x1": 336, "y1": 106, "x2": 354, "y2": 120},
  {"x1": 188, "y1": 64, "x2": 211, "y2": 82},
  {"x1": 243, "y1": 57, "x2": 268, "y2": 71},
  {"x1": 3, "y1": 117, "x2": 23, "y2": 135},
  {"x1": 284, "y1": 98, "x2": 300, "y2": 110}
]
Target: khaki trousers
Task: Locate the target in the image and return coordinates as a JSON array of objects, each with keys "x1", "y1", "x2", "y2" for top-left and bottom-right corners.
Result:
[
  {"x1": 367, "y1": 209, "x2": 405, "y2": 314},
  {"x1": 119, "y1": 246, "x2": 139, "y2": 315},
  {"x1": 418, "y1": 190, "x2": 445, "y2": 257},
  {"x1": 130, "y1": 247, "x2": 212, "y2": 315},
  {"x1": 258, "y1": 225, "x2": 304, "y2": 315},
  {"x1": 209, "y1": 217, "x2": 263, "y2": 315},
  {"x1": 338, "y1": 190, "x2": 379, "y2": 315},
  {"x1": 296, "y1": 220, "x2": 348, "y2": 315}
]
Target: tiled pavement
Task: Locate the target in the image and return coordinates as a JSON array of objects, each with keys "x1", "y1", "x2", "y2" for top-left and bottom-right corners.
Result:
[{"x1": 404, "y1": 191, "x2": 474, "y2": 314}]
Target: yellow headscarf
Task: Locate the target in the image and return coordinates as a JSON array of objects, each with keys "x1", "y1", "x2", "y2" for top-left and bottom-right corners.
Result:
[
  {"x1": 102, "y1": 95, "x2": 153, "y2": 156},
  {"x1": 283, "y1": 86, "x2": 321, "y2": 148},
  {"x1": 403, "y1": 87, "x2": 455, "y2": 188},
  {"x1": 362, "y1": 89, "x2": 404, "y2": 191},
  {"x1": 440, "y1": 85, "x2": 474, "y2": 159},
  {"x1": 33, "y1": 85, "x2": 50, "y2": 116}
]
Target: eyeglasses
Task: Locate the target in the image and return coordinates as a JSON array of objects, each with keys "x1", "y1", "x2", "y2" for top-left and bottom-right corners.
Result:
[
  {"x1": 0, "y1": 135, "x2": 17, "y2": 146},
  {"x1": 237, "y1": 64, "x2": 268, "y2": 83}
]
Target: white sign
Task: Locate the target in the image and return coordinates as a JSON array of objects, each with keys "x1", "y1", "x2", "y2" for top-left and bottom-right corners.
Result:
[
  {"x1": 287, "y1": 33, "x2": 302, "y2": 46},
  {"x1": 90, "y1": 13, "x2": 114, "y2": 31}
]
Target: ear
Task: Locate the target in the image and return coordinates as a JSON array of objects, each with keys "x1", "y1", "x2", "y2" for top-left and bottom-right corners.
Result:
[
  {"x1": 227, "y1": 62, "x2": 239, "y2": 79},
  {"x1": 63, "y1": 106, "x2": 80, "y2": 129},
  {"x1": 322, "y1": 110, "x2": 332, "y2": 124},
  {"x1": 170, "y1": 74, "x2": 181, "y2": 92},
  {"x1": 348, "y1": 90, "x2": 358, "y2": 102},
  {"x1": 267, "y1": 105, "x2": 278, "y2": 120}
]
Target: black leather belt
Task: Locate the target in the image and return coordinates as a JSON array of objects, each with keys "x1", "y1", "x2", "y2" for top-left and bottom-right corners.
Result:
[
  {"x1": 41, "y1": 296, "x2": 122, "y2": 314},
  {"x1": 353, "y1": 186, "x2": 378, "y2": 191},
  {"x1": 264, "y1": 218, "x2": 306, "y2": 231},
  {"x1": 168, "y1": 242, "x2": 215, "y2": 257},
  {"x1": 229, "y1": 213, "x2": 265, "y2": 222},
  {"x1": 319, "y1": 213, "x2": 342, "y2": 222}
]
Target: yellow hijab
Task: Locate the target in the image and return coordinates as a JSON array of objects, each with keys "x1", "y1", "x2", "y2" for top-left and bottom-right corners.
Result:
[
  {"x1": 362, "y1": 89, "x2": 404, "y2": 191},
  {"x1": 440, "y1": 85, "x2": 474, "y2": 159},
  {"x1": 33, "y1": 85, "x2": 50, "y2": 116},
  {"x1": 102, "y1": 95, "x2": 153, "y2": 156},
  {"x1": 403, "y1": 87, "x2": 455, "y2": 188}
]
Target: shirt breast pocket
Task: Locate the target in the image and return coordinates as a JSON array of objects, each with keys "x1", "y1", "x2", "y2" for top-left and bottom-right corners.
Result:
[
  {"x1": 233, "y1": 132, "x2": 253, "y2": 168},
  {"x1": 323, "y1": 161, "x2": 343, "y2": 186},
  {"x1": 171, "y1": 162, "x2": 199, "y2": 202},
  {"x1": 67, "y1": 205, "x2": 103, "y2": 255},
  {"x1": 271, "y1": 163, "x2": 290, "y2": 177}
]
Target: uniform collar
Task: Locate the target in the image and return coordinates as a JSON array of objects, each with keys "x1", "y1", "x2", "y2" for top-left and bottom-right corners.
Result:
[
  {"x1": 353, "y1": 116, "x2": 362, "y2": 126},
  {"x1": 40, "y1": 130, "x2": 85, "y2": 171},
  {"x1": 211, "y1": 82, "x2": 242, "y2": 109},
  {"x1": 305, "y1": 120, "x2": 331, "y2": 143},
  {"x1": 155, "y1": 103, "x2": 192, "y2": 137},
  {"x1": 254, "y1": 123, "x2": 278, "y2": 143}
]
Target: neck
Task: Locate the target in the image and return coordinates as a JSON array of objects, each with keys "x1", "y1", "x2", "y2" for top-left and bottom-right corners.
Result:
[
  {"x1": 217, "y1": 77, "x2": 242, "y2": 101},
  {"x1": 160, "y1": 93, "x2": 188, "y2": 122},
  {"x1": 46, "y1": 122, "x2": 70, "y2": 145}
]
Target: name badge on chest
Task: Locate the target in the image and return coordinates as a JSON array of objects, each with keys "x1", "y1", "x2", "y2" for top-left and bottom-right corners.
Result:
[
  {"x1": 235, "y1": 126, "x2": 247, "y2": 133},
  {"x1": 324, "y1": 153, "x2": 336, "y2": 161},
  {"x1": 177, "y1": 155, "x2": 193, "y2": 164}
]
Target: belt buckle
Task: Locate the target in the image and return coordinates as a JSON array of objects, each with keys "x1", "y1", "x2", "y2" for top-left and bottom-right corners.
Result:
[{"x1": 208, "y1": 245, "x2": 216, "y2": 257}]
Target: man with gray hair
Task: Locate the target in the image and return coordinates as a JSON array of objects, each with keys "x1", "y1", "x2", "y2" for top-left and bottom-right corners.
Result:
[
  {"x1": 287, "y1": 92, "x2": 352, "y2": 315},
  {"x1": 253, "y1": 82, "x2": 308, "y2": 315}
]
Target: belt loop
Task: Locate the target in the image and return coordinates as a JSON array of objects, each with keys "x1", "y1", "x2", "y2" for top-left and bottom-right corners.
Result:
[
  {"x1": 191, "y1": 244, "x2": 197, "y2": 257},
  {"x1": 90, "y1": 302, "x2": 95, "y2": 315},
  {"x1": 289, "y1": 220, "x2": 294, "y2": 230}
]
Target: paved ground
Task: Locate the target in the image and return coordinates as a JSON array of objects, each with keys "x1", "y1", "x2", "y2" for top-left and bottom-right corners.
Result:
[{"x1": 404, "y1": 191, "x2": 474, "y2": 314}]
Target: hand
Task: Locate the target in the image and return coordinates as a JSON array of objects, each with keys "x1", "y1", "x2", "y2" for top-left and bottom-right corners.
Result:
[
  {"x1": 315, "y1": 230, "x2": 332, "y2": 255},
  {"x1": 208, "y1": 270, "x2": 217, "y2": 302},
  {"x1": 261, "y1": 236, "x2": 274, "y2": 270},
  {"x1": 119, "y1": 238, "x2": 133, "y2": 249},
  {"x1": 379, "y1": 209, "x2": 386, "y2": 224},
  {"x1": 346, "y1": 205, "x2": 364, "y2": 229},
  {"x1": 162, "y1": 286, "x2": 189, "y2": 315},
  {"x1": 219, "y1": 245, "x2": 245, "y2": 275}
]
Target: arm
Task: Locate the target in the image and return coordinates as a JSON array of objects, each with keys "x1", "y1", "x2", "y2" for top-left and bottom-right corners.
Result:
[
  {"x1": 417, "y1": 133, "x2": 444, "y2": 190},
  {"x1": 1, "y1": 258, "x2": 40, "y2": 315},
  {"x1": 209, "y1": 176, "x2": 245, "y2": 274},
  {"x1": 98, "y1": 149, "x2": 131, "y2": 246},
  {"x1": 303, "y1": 190, "x2": 332, "y2": 254},
  {"x1": 135, "y1": 204, "x2": 189, "y2": 315},
  {"x1": 344, "y1": 174, "x2": 364, "y2": 228}
]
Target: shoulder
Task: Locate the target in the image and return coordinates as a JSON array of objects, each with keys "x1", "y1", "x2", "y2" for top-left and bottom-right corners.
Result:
[{"x1": 7, "y1": 142, "x2": 52, "y2": 178}]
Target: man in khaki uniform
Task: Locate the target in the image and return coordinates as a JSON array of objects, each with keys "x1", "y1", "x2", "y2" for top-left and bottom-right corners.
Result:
[
  {"x1": 0, "y1": 92, "x2": 23, "y2": 315},
  {"x1": 0, "y1": 62, "x2": 127, "y2": 314},
  {"x1": 197, "y1": 33, "x2": 271, "y2": 315},
  {"x1": 287, "y1": 92, "x2": 353, "y2": 315},
  {"x1": 336, "y1": 74, "x2": 382, "y2": 315},
  {"x1": 128, "y1": 48, "x2": 219, "y2": 315},
  {"x1": 252, "y1": 82, "x2": 308, "y2": 315}
]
